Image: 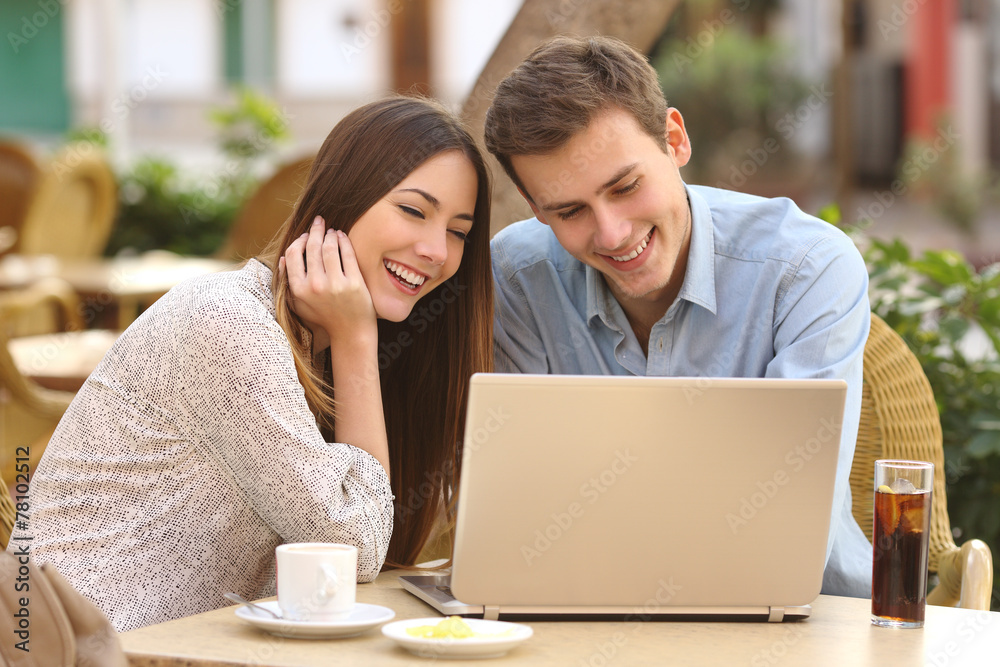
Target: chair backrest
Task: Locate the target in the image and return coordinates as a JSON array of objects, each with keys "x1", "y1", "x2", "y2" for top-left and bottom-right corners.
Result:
[
  {"x1": 216, "y1": 155, "x2": 314, "y2": 262},
  {"x1": 0, "y1": 484, "x2": 14, "y2": 550},
  {"x1": 0, "y1": 276, "x2": 84, "y2": 338},
  {"x1": 849, "y1": 313, "x2": 955, "y2": 572},
  {"x1": 0, "y1": 140, "x2": 42, "y2": 250},
  {"x1": 17, "y1": 142, "x2": 117, "y2": 258},
  {"x1": 0, "y1": 284, "x2": 78, "y2": 490}
]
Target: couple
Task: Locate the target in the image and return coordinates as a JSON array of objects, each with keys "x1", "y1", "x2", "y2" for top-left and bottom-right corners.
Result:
[{"x1": 18, "y1": 35, "x2": 872, "y2": 632}]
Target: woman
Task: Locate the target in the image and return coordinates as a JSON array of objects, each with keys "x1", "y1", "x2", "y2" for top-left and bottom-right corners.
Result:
[{"x1": 15, "y1": 97, "x2": 493, "y2": 632}]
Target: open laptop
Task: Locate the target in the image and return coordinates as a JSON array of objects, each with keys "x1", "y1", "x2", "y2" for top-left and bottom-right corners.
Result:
[{"x1": 400, "y1": 373, "x2": 847, "y2": 622}]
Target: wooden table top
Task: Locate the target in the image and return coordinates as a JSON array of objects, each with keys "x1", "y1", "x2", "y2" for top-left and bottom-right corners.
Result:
[
  {"x1": 0, "y1": 252, "x2": 236, "y2": 328},
  {"x1": 120, "y1": 569, "x2": 999, "y2": 667},
  {"x1": 8, "y1": 329, "x2": 119, "y2": 391},
  {"x1": 0, "y1": 252, "x2": 235, "y2": 298}
]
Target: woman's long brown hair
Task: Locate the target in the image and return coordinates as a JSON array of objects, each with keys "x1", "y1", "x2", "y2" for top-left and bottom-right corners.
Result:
[{"x1": 260, "y1": 96, "x2": 493, "y2": 566}]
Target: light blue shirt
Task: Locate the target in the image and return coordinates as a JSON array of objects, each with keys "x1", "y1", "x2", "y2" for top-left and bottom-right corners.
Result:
[{"x1": 491, "y1": 184, "x2": 873, "y2": 598}]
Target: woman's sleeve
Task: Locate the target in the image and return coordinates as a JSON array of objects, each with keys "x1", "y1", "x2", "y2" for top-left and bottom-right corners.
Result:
[{"x1": 172, "y1": 296, "x2": 393, "y2": 581}]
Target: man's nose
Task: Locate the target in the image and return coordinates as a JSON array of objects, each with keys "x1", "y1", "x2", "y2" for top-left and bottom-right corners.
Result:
[{"x1": 593, "y1": 204, "x2": 630, "y2": 251}]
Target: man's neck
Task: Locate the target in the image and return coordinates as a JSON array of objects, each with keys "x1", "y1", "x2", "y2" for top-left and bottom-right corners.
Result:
[
  {"x1": 615, "y1": 245, "x2": 690, "y2": 356},
  {"x1": 620, "y1": 293, "x2": 673, "y2": 357}
]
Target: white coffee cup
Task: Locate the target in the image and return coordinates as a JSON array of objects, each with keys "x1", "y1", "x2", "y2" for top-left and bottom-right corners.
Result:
[{"x1": 275, "y1": 543, "x2": 357, "y2": 622}]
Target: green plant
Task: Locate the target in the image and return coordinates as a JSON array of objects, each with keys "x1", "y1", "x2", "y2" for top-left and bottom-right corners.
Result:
[
  {"x1": 95, "y1": 86, "x2": 290, "y2": 256},
  {"x1": 652, "y1": 23, "x2": 810, "y2": 185},
  {"x1": 853, "y1": 232, "x2": 1000, "y2": 610},
  {"x1": 105, "y1": 157, "x2": 242, "y2": 256},
  {"x1": 208, "y1": 86, "x2": 290, "y2": 175}
]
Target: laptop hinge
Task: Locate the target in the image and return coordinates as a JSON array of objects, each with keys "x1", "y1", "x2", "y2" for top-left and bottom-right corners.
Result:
[
  {"x1": 483, "y1": 605, "x2": 500, "y2": 621},
  {"x1": 767, "y1": 606, "x2": 785, "y2": 622}
]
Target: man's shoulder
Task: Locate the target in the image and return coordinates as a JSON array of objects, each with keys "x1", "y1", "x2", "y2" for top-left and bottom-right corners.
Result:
[
  {"x1": 691, "y1": 185, "x2": 857, "y2": 263},
  {"x1": 490, "y1": 217, "x2": 579, "y2": 274}
]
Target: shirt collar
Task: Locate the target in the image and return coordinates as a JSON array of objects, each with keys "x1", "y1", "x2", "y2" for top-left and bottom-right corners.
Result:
[
  {"x1": 585, "y1": 183, "x2": 717, "y2": 328},
  {"x1": 677, "y1": 185, "x2": 717, "y2": 315}
]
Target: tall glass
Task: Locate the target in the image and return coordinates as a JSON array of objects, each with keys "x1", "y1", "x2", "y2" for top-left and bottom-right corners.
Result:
[{"x1": 871, "y1": 460, "x2": 933, "y2": 628}]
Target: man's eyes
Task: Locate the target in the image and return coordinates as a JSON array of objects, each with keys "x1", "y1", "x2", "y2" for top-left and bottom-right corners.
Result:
[
  {"x1": 553, "y1": 179, "x2": 640, "y2": 221},
  {"x1": 614, "y1": 178, "x2": 640, "y2": 195},
  {"x1": 557, "y1": 206, "x2": 584, "y2": 221}
]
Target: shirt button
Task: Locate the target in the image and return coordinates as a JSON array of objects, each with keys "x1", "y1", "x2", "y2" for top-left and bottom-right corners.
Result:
[{"x1": 658, "y1": 338, "x2": 664, "y2": 351}]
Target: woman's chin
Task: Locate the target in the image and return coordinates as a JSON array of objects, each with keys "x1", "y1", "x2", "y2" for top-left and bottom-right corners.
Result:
[{"x1": 373, "y1": 301, "x2": 413, "y2": 323}]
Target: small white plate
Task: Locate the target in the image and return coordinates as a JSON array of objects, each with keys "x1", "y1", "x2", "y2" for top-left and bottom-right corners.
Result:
[
  {"x1": 381, "y1": 617, "x2": 533, "y2": 659},
  {"x1": 235, "y1": 601, "x2": 395, "y2": 639}
]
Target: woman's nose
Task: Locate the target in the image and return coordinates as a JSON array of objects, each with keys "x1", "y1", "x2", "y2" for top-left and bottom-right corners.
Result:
[{"x1": 415, "y1": 227, "x2": 448, "y2": 266}]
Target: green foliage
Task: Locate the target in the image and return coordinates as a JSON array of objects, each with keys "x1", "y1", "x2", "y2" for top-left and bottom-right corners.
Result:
[
  {"x1": 653, "y1": 25, "x2": 810, "y2": 184},
  {"x1": 859, "y1": 234, "x2": 1000, "y2": 609},
  {"x1": 64, "y1": 126, "x2": 109, "y2": 148},
  {"x1": 208, "y1": 86, "x2": 290, "y2": 168},
  {"x1": 85, "y1": 86, "x2": 289, "y2": 256},
  {"x1": 104, "y1": 157, "x2": 242, "y2": 256}
]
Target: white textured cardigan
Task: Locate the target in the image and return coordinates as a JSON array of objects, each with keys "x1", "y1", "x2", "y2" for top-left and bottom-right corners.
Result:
[{"x1": 14, "y1": 259, "x2": 393, "y2": 632}]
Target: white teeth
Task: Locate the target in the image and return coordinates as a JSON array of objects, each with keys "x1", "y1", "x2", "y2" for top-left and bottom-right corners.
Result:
[
  {"x1": 611, "y1": 231, "x2": 651, "y2": 262},
  {"x1": 384, "y1": 260, "x2": 426, "y2": 287}
]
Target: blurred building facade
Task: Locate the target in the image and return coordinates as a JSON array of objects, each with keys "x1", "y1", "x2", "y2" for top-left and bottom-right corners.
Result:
[
  {"x1": 0, "y1": 0, "x2": 521, "y2": 161},
  {"x1": 843, "y1": 0, "x2": 998, "y2": 183},
  {"x1": 1, "y1": 0, "x2": 997, "y2": 181}
]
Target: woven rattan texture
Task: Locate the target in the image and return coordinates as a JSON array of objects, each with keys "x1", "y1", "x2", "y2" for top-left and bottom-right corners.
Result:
[
  {"x1": 0, "y1": 487, "x2": 14, "y2": 549},
  {"x1": 849, "y1": 314, "x2": 955, "y2": 573}
]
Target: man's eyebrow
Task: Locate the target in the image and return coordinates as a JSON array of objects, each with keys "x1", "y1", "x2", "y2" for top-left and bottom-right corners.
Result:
[
  {"x1": 397, "y1": 187, "x2": 474, "y2": 222},
  {"x1": 541, "y1": 163, "x2": 639, "y2": 211}
]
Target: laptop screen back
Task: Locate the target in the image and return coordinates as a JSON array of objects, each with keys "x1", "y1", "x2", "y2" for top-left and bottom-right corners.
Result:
[{"x1": 451, "y1": 374, "x2": 847, "y2": 610}]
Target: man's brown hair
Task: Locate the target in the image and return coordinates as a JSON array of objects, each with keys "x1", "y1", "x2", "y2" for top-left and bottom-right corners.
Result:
[{"x1": 484, "y1": 35, "x2": 669, "y2": 198}]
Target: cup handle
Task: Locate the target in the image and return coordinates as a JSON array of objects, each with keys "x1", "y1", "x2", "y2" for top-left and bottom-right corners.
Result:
[{"x1": 318, "y1": 563, "x2": 340, "y2": 600}]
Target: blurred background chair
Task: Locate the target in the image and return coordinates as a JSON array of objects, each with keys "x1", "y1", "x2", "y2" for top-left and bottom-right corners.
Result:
[
  {"x1": 0, "y1": 484, "x2": 14, "y2": 549},
  {"x1": 0, "y1": 279, "x2": 101, "y2": 489},
  {"x1": 850, "y1": 313, "x2": 994, "y2": 610},
  {"x1": 215, "y1": 155, "x2": 313, "y2": 262},
  {"x1": 0, "y1": 140, "x2": 42, "y2": 256},
  {"x1": 16, "y1": 142, "x2": 117, "y2": 259}
]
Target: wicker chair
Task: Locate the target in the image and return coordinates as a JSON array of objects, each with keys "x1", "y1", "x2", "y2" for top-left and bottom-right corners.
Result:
[
  {"x1": 216, "y1": 156, "x2": 314, "y2": 262},
  {"x1": 0, "y1": 485, "x2": 15, "y2": 550},
  {"x1": 0, "y1": 140, "x2": 42, "y2": 254},
  {"x1": 0, "y1": 281, "x2": 80, "y2": 489},
  {"x1": 850, "y1": 313, "x2": 994, "y2": 610},
  {"x1": 16, "y1": 142, "x2": 117, "y2": 258}
]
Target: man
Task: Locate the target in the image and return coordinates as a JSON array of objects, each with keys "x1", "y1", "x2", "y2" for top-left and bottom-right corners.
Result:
[{"x1": 484, "y1": 35, "x2": 872, "y2": 597}]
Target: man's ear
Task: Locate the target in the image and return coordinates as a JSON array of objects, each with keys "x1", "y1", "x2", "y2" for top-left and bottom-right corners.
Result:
[
  {"x1": 516, "y1": 186, "x2": 549, "y2": 225},
  {"x1": 665, "y1": 107, "x2": 692, "y2": 168}
]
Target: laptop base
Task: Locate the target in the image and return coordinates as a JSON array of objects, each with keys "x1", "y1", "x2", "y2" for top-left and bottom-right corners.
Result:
[{"x1": 399, "y1": 575, "x2": 812, "y2": 622}]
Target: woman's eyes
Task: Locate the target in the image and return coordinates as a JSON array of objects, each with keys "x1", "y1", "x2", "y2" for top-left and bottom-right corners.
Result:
[
  {"x1": 398, "y1": 204, "x2": 424, "y2": 219},
  {"x1": 397, "y1": 203, "x2": 470, "y2": 242}
]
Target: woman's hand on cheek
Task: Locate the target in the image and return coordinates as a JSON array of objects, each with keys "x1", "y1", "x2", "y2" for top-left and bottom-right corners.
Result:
[{"x1": 281, "y1": 216, "x2": 377, "y2": 345}]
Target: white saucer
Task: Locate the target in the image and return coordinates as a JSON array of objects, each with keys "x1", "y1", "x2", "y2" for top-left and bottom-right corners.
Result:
[
  {"x1": 381, "y1": 617, "x2": 533, "y2": 659},
  {"x1": 235, "y1": 601, "x2": 395, "y2": 639}
]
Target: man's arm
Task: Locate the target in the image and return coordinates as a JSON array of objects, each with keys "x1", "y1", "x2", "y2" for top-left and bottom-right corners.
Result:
[
  {"x1": 491, "y1": 237, "x2": 552, "y2": 374},
  {"x1": 765, "y1": 232, "x2": 872, "y2": 596}
]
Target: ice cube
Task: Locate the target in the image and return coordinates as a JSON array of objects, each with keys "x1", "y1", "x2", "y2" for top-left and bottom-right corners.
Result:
[
  {"x1": 898, "y1": 493, "x2": 929, "y2": 533},
  {"x1": 890, "y1": 478, "x2": 917, "y2": 494}
]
